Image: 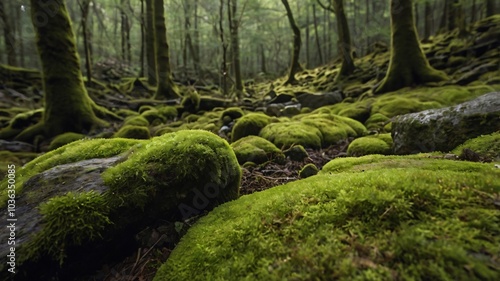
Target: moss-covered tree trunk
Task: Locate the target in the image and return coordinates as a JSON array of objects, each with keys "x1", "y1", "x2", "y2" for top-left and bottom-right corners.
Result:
[
  {"x1": 374, "y1": 0, "x2": 447, "y2": 94},
  {"x1": 153, "y1": 0, "x2": 180, "y2": 100},
  {"x1": 228, "y1": 0, "x2": 244, "y2": 98},
  {"x1": 485, "y1": 0, "x2": 496, "y2": 17},
  {"x1": 334, "y1": 0, "x2": 355, "y2": 81},
  {"x1": 0, "y1": 1, "x2": 17, "y2": 66},
  {"x1": 281, "y1": 0, "x2": 302, "y2": 85},
  {"x1": 145, "y1": 0, "x2": 157, "y2": 86},
  {"x1": 19, "y1": 0, "x2": 112, "y2": 140}
]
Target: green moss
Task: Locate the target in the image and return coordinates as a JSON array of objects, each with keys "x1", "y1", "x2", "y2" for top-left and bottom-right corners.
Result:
[
  {"x1": 221, "y1": 107, "x2": 244, "y2": 120},
  {"x1": 284, "y1": 145, "x2": 308, "y2": 161},
  {"x1": 113, "y1": 125, "x2": 151, "y2": 139},
  {"x1": 0, "y1": 151, "x2": 39, "y2": 176},
  {"x1": 0, "y1": 138, "x2": 141, "y2": 208},
  {"x1": 25, "y1": 191, "x2": 111, "y2": 264},
  {"x1": 231, "y1": 136, "x2": 285, "y2": 165},
  {"x1": 231, "y1": 113, "x2": 271, "y2": 142},
  {"x1": 157, "y1": 105, "x2": 178, "y2": 120},
  {"x1": 48, "y1": 132, "x2": 85, "y2": 151},
  {"x1": 154, "y1": 157, "x2": 499, "y2": 281},
  {"x1": 371, "y1": 96, "x2": 442, "y2": 118},
  {"x1": 138, "y1": 105, "x2": 155, "y2": 114},
  {"x1": 452, "y1": 132, "x2": 500, "y2": 160},
  {"x1": 154, "y1": 126, "x2": 177, "y2": 136},
  {"x1": 259, "y1": 121, "x2": 323, "y2": 149},
  {"x1": 115, "y1": 108, "x2": 140, "y2": 118},
  {"x1": 347, "y1": 134, "x2": 393, "y2": 157},
  {"x1": 299, "y1": 163, "x2": 318, "y2": 178},
  {"x1": 365, "y1": 113, "x2": 390, "y2": 130},
  {"x1": 141, "y1": 109, "x2": 166, "y2": 124},
  {"x1": 9, "y1": 109, "x2": 43, "y2": 130},
  {"x1": 124, "y1": 115, "x2": 150, "y2": 127},
  {"x1": 184, "y1": 114, "x2": 201, "y2": 123},
  {"x1": 181, "y1": 89, "x2": 201, "y2": 112}
]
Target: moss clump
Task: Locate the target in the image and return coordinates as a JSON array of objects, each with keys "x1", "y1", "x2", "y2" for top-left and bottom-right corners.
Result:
[
  {"x1": 115, "y1": 108, "x2": 140, "y2": 118},
  {"x1": 284, "y1": 145, "x2": 308, "y2": 161},
  {"x1": 154, "y1": 157, "x2": 499, "y2": 281},
  {"x1": 347, "y1": 134, "x2": 393, "y2": 157},
  {"x1": 124, "y1": 116, "x2": 150, "y2": 127},
  {"x1": 221, "y1": 107, "x2": 244, "y2": 120},
  {"x1": 299, "y1": 163, "x2": 318, "y2": 178},
  {"x1": 260, "y1": 122, "x2": 323, "y2": 149},
  {"x1": 113, "y1": 125, "x2": 151, "y2": 139},
  {"x1": 371, "y1": 96, "x2": 442, "y2": 118},
  {"x1": 9, "y1": 109, "x2": 43, "y2": 130},
  {"x1": 181, "y1": 89, "x2": 201, "y2": 113},
  {"x1": 141, "y1": 109, "x2": 166, "y2": 124},
  {"x1": 231, "y1": 113, "x2": 271, "y2": 142},
  {"x1": 48, "y1": 132, "x2": 85, "y2": 151},
  {"x1": 26, "y1": 191, "x2": 111, "y2": 264},
  {"x1": 157, "y1": 106, "x2": 178, "y2": 120},
  {"x1": 138, "y1": 105, "x2": 155, "y2": 114},
  {"x1": 452, "y1": 132, "x2": 500, "y2": 160},
  {"x1": 365, "y1": 113, "x2": 390, "y2": 130},
  {"x1": 231, "y1": 136, "x2": 285, "y2": 165}
]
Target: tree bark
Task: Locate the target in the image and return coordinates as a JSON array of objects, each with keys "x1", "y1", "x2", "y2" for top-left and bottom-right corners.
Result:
[
  {"x1": 140, "y1": 0, "x2": 145, "y2": 77},
  {"x1": 281, "y1": 0, "x2": 302, "y2": 85},
  {"x1": 485, "y1": 0, "x2": 495, "y2": 17},
  {"x1": 219, "y1": 0, "x2": 228, "y2": 96},
  {"x1": 153, "y1": 0, "x2": 180, "y2": 99},
  {"x1": 21, "y1": 0, "x2": 112, "y2": 140},
  {"x1": 0, "y1": 1, "x2": 17, "y2": 66},
  {"x1": 312, "y1": 4, "x2": 323, "y2": 65},
  {"x1": 424, "y1": 0, "x2": 432, "y2": 39},
  {"x1": 145, "y1": 0, "x2": 157, "y2": 85},
  {"x1": 334, "y1": 0, "x2": 355, "y2": 80},
  {"x1": 228, "y1": 0, "x2": 243, "y2": 97},
  {"x1": 375, "y1": 0, "x2": 448, "y2": 94},
  {"x1": 80, "y1": 0, "x2": 93, "y2": 84}
]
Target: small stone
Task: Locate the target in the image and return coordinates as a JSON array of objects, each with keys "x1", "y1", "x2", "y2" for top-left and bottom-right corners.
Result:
[
  {"x1": 444, "y1": 153, "x2": 458, "y2": 160},
  {"x1": 299, "y1": 164, "x2": 319, "y2": 179}
]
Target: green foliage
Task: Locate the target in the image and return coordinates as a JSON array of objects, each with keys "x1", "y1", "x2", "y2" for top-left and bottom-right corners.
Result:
[
  {"x1": 113, "y1": 125, "x2": 151, "y2": 139},
  {"x1": 154, "y1": 156, "x2": 500, "y2": 281},
  {"x1": 48, "y1": 132, "x2": 86, "y2": 151},
  {"x1": 452, "y1": 132, "x2": 500, "y2": 160},
  {"x1": 231, "y1": 135, "x2": 285, "y2": 165},
  {"x1": 25, "y1": 191, "x2": 111, "y2": 265}
]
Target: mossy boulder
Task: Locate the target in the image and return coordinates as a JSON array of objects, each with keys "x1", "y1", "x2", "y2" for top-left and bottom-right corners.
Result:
[
  {"x1": 295, "y1": 91, "x2": 343, "y2": 109},
  {"x1": 347, "y1": 134, "x2": 393, "y2": 157},
  {"x1": 181, "y1": 90, "x2": 201, "y2": 113},
  {"x1": 154, "y1": 155, "x2": 499, "y2": 281},
  {"x1": 371, "y1": 96, "x2": 442, "y2": 118},
  {"x1": 221, "y1": 107, "x2": 245, "y2": 121},
  {"x1": 48, "y1": 132, "x2": 86, "y2": 151},
  {"x1": 260, "y1": 121, "x2": 323, "y2": 149},
  {"x1": 0, "y1": 130, "x2": 241, "y2": 280},
  {"x1": 392, "y1": 92, "x2": 500, "y2": 154},
  {"x1": 231, "y1": 113, "x2": 271, "y2": 142},
  {"x1": 284, "y1": 145, "x2": 308, "y2": 161},
  {"x1": 231, "y1": 136, "x2": 285, "y2": 165},
  {"x1": 365, "y1": 113, "x2": 390, "y2": 131},
  {"x1": 452, "y1": 131, "x2": 500, "y2": 160},
  {"x1": 299, "y1": 163, "x2": 318, "y2": 178},
  {"x1": 113, "y1": 125, "x2": 151, "y2": 139}
]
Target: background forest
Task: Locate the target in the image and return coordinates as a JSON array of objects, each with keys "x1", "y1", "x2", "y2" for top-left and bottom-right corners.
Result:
[{"x1": 1, "y1": 0, "x2": 497, "y2": 84}]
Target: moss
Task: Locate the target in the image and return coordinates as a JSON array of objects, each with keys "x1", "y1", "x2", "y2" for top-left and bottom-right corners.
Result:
[
  {"x1": 138, "y1": 105, "x2": 155, "y2": 114},
  {"x1": 452, "y1": 132, "x2": 500, "y2": 160},
  {"x1": 154, "y1": 157, "x2": 499, "y2": 281},
  {"x1": 231, "y1": 113, "x2": 271, "y2": 142},
  {"x1": 0, "y1": 138, "x2": 141, "y2": 208},
  {"x1": 371, "y1": 96, "x2": 442, "y2": 118},
  {"x1": 365, "y1": 113, "x2": 390, "y2": 130},
  {"x1": 284, "y1": 145, "x2": 308, "y2": 161},
  {"x1": 347, "y1": 134, "x2": 393, "y2": 157},
  {"x1": 221, "y1": 107, "x2": 244, "y2": 120},
  {"x1": 115, "y1": 108, "x2": 140, "y2": 118},
  {"x1": 48, "y1": 132, "x2": 85, "y2": 151},
  {"x1": 154, "y1": 126, "x2": 177, "y2": 136},
  {"x1": 0, "y1": 151, "x2": 39, "y2": 176},
  {"x1": 157, "y1": 105, "x2": 178, "y2": 120},
  {"x1": 230, "y1": 136, "x2": 285, "y2": 165},
  {"x1": 124, "y1": 115, "x2": 150, "y2": 127},
  {"x1": 181, "y1": 89, "x2": 201, "y2": 113},
  {"x1": 184, "y1": 114, "x2": 201, "y2": 123},
  {"x1": 113, "y1": 125, "x2": 151, "y2": 139},
  {"x1": 9, "y1": 109, "x2": 43, "y2": 130},
  {"x1": 25, "y1": 191, "x2": 111, "y2": 264},
  {"x1": 299, "y1": 163, "x2": 318, "y2": 178},
  {"x1": 141, "y1": 109, "x2": 166, "y2": 124}
]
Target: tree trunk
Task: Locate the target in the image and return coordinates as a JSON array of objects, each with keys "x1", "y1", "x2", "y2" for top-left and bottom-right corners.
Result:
[
  {"x1": 334, "y1": 0, "x2": 355, "y2": 80},
  {"x1": 424, "y1": 0, "x2": 432, "y2": 39},
  {"x1": 470, "y1": 0, "x2": 476, "y2": 24},
  {"x1": 375, "y1": 0, "x2": 448, "y2": 94},
  {"x1": 193, "y1": 0, "x2": 200, "y2": 76},
  {"x1": 17, "y1": 2, "x2": 25, "y2": 67},
  {"x1": 80, "y1": 0, "x2": 93, "y2": 84},
  {"x1": 438, "y1": 0, "x2": 449, "y2": 32},
  {"x1": 281, "y1": 0, "x2": 302, "y2": 85},
  {"x1": 153, "y1": 0, "x2": 180, "y2": 99},
  {"x1": 228, "y1": 0, "x2": 243, "y2": 98},
  {"x1": 21, "y1": 0, "x2": 112, "y2": 140},
  {"x1": 313, "y1": 4, "x2": 323, "y2": 65},
  {"x1": 306, "y1": 4, "x2": 310, "y2": 68},
  {"x1": 145, "y1": 0, "x2": 157, "y2": 86},
  {"x1": 260, "y1": 43, "x2": 266, "y2": 73},
  {"x1": 219, "y1": 0, "x2": 228, "y2": 96},
  {"x1": 140, "y1": 0, "x2": 145, "y2": 77},
  {"x1": 0, "y1": 1, "x2": 17, "y2": 66},
  {"x1": 485, "y1": 0, "x2": 495, "y2": 17}
]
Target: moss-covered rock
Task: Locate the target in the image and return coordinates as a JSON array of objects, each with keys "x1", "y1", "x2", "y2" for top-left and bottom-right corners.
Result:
[
  {"x1": 284, "y1": 145, "x2": 308, "y2": 161},
  {"x1": 231, "y1": 136, "x2": 285, "y2": 165},
  {"x1": 113, "y1": 125, "x2": 151, "y2": 139},
  {"x1": 231, "y1": 113, "x2": 271, "y2": 142},
  {"x1": 181, "y1": 89, "x2": 201, "y2": 113},
  {"x1": 48, "y1": 132, "x2": 86, "y2": 151},
  {"x1": 371, "y1": 96, "x2": 442, "y2": 118},
  {"x1": 260, "y1": 121, "x2": 323, "y2": 149},
  {"x1": 221, "y1": 107, "x2": 245, "y2": 120},
  {"x1": 299, "y1": 163, "x2": 318, "y2": 178},
  {"x1": 141, "y1": 109, "x2": 166, "y2": 124},
  {"x1": 452, "y1": 131, "x2": 500, "y2": 160},
  {"x1": 154, "y1": 155, "x2": 499, "y2": 281},
  {"x1": 365, "y1": 113, "x2": 390, "y2": 130},
  {"x1": 123, "y1": 115, "x2": 150, "y2": 127},
  {"x1": 0, "y1": 130, "x2": 241, "y2": 280},
  {"x1": 347, "y1": 134, "x2": 393, "y2": 157}
]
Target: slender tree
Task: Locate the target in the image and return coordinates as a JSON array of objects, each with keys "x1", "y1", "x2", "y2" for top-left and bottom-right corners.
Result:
[
  {"x1": 0, "y1": 1, "x2": 17, "y2": 66},
  {"x1": 153, "y1": 0, "x2": 180, "y2": 99},
  {"x1": 281, "y1": 0, "x2": 302, "y2": 85},
  {"x1": 375, "y1": 0, "x2": 447, "y2": 94},
  {"x1": 228, "y1": 0, "x2": 244, "y2": 98},
  {"x1": 145, "y1": 0, "x2": 157, "y2": 85},
  {"x1": 14, "y1": 0, "x2": 116, "y2": 141},
  {"x1": 79, "y1": 0, "x2": 93, "y2": 84}
]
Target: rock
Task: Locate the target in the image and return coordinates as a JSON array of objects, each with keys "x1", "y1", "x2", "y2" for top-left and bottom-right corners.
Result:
[
  {"x1": 282, "y1": 104, "x2": 301, "y2": 117},
  {"x1": 231, "y1": 136, "x2": 285, "y2": 165},
  {"x1": 392, "y1": 92, "x2": 500, "y2": 154},
  {"x1": 0, "y1": 140, "x2": 35, "y2": 152},
  {"x1": 268, "y1": 93, "x2": 294, "y2": 104},
  {"x1": 0, "y1": 130, "x2": 241, "y2": 280},
  {"x1": 265, "y1": 103, "x2": 284, "y2": 117},
  {"x1": 295, "y1": 91, "x2": 343, "y2": 109},
  {"x1": 284, "y1": 145, "x2": 309, "y2": 161},
  {"x1": 347, "y1": 134, "x2": 393, "y2": 157},
  {"x1": 231, "y1": 113, "x2": 271, "y2": 142},
  {"x1": 299, "y1": 163, "x2": 319, "y2": 178}
]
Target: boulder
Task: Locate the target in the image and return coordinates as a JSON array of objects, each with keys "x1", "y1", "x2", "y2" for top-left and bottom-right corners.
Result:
[
  {"x1": 295, "y1": 91, "x2": 343, "y2": 109},
  {"x1": 0, "y1": 130, "x2": 241, "y2": 280},
  {"x1": 392, "y1": 92, "x2": 500, "y2": 154}
]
